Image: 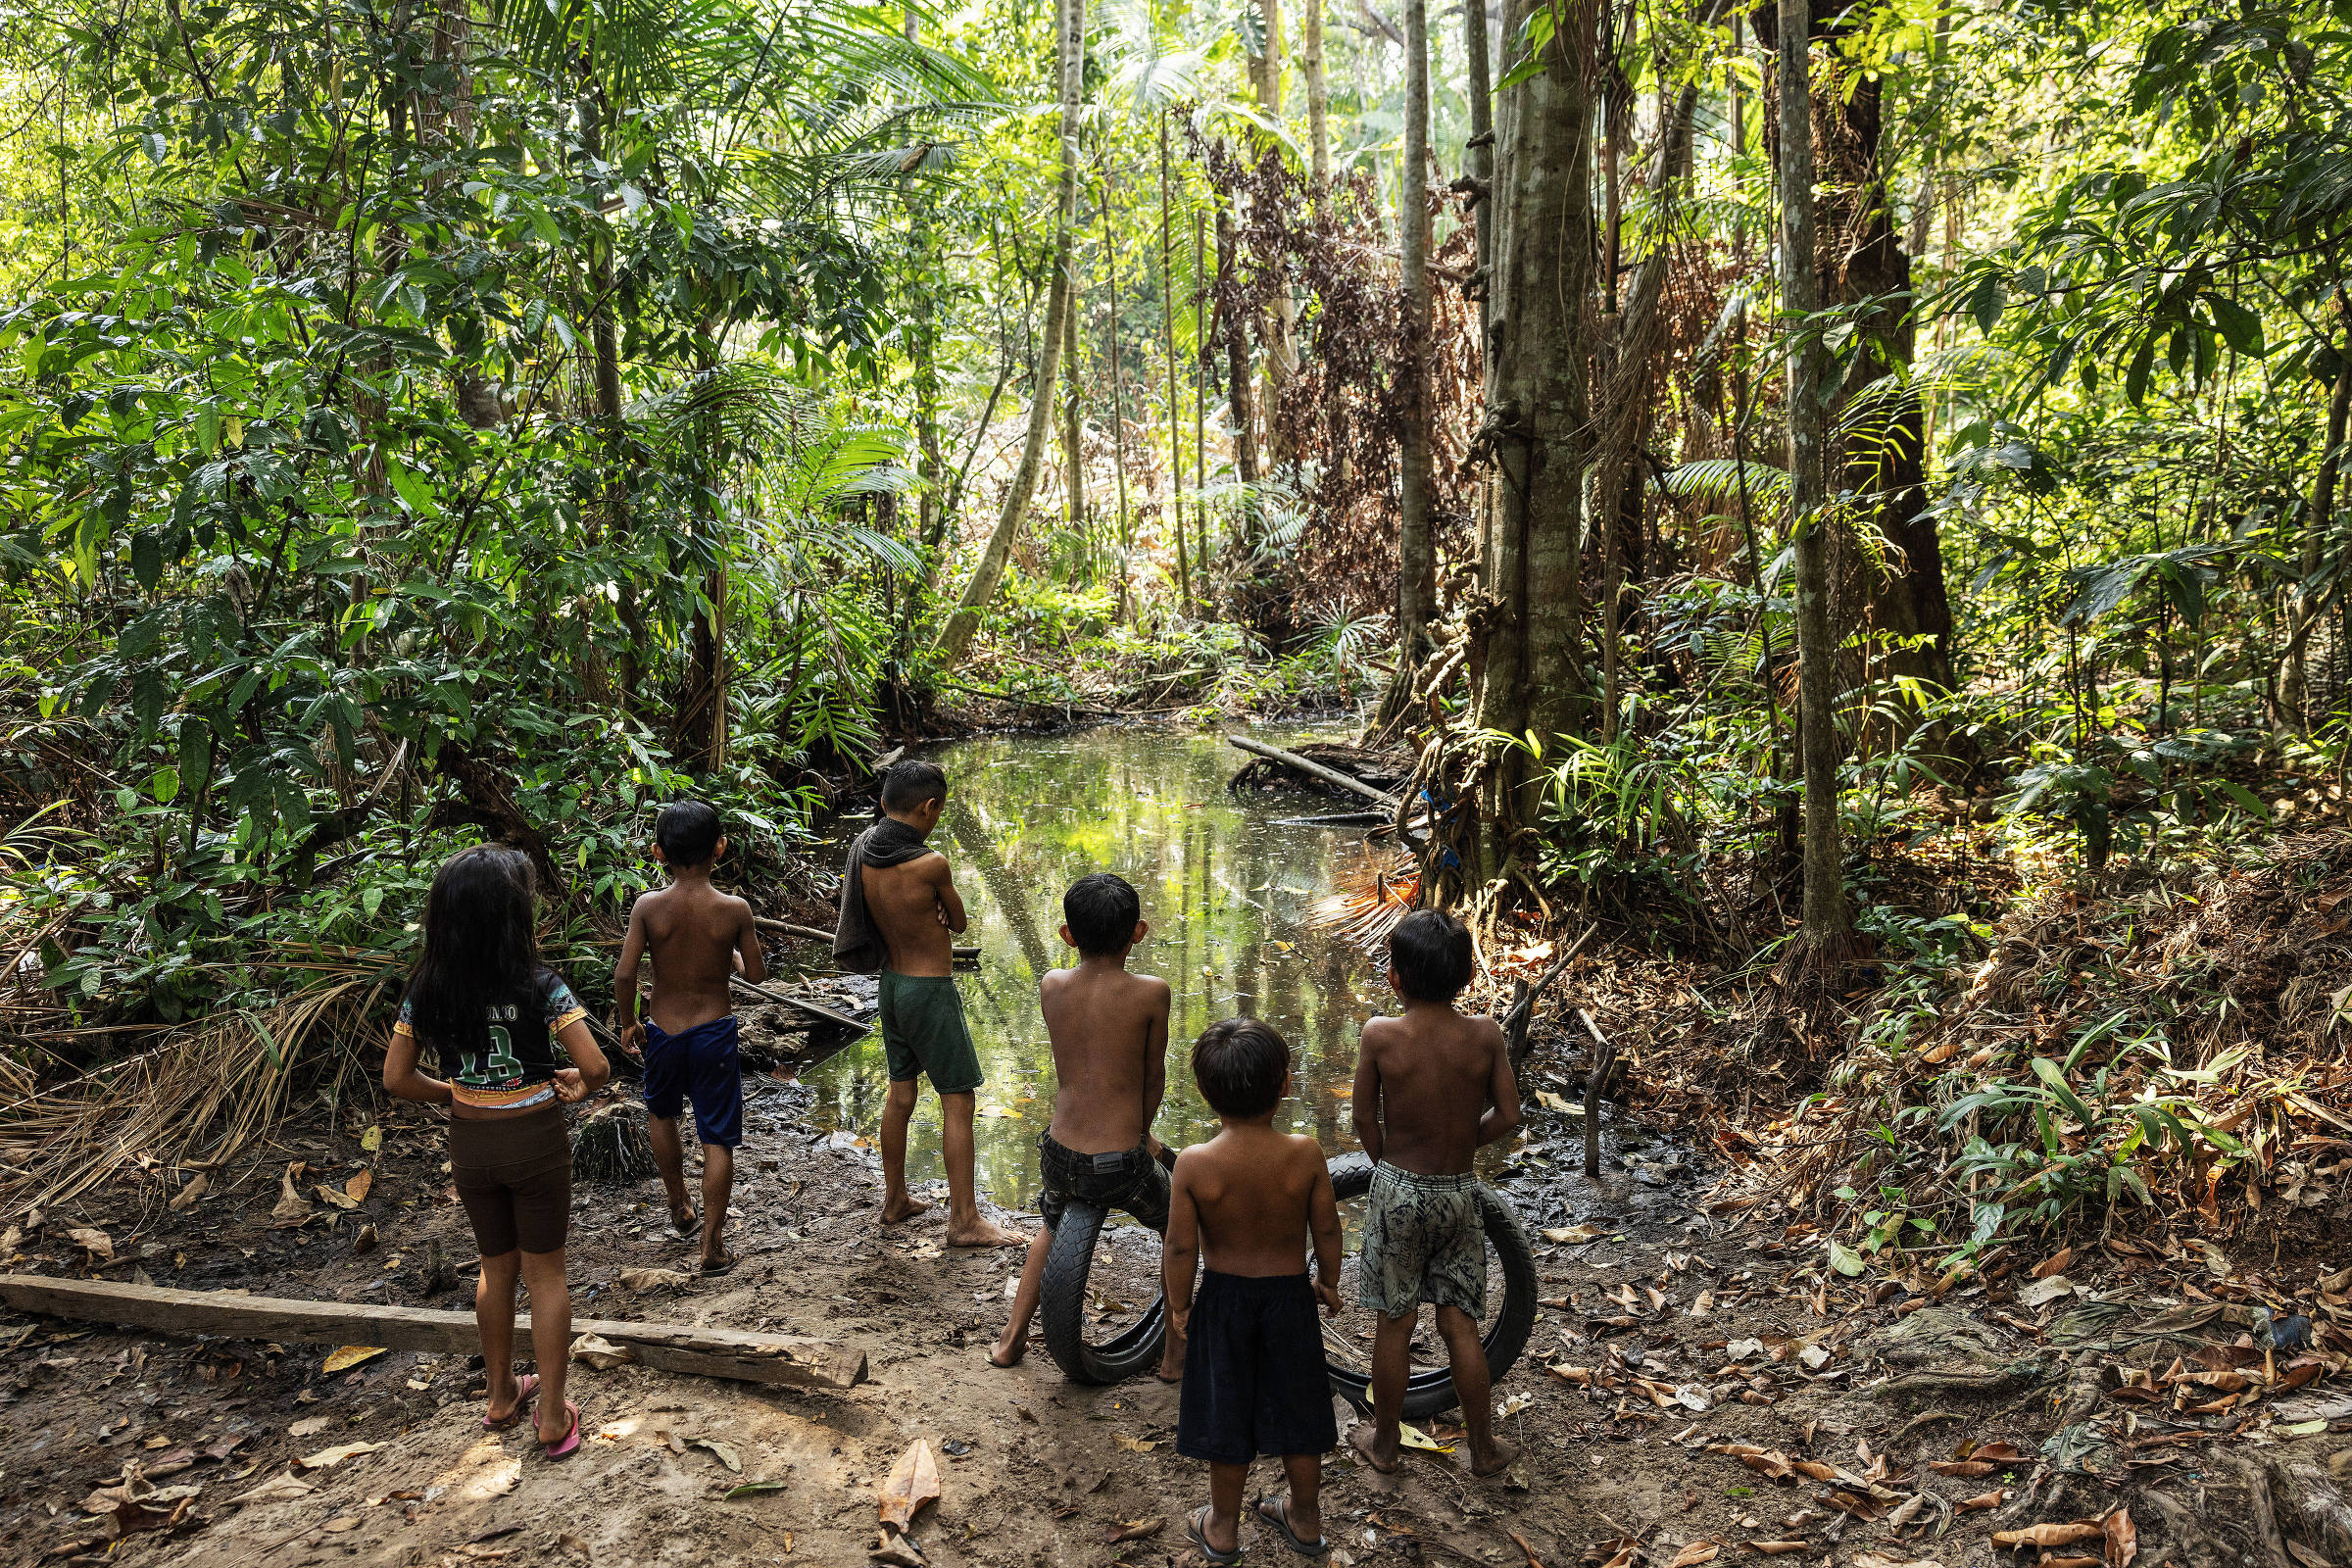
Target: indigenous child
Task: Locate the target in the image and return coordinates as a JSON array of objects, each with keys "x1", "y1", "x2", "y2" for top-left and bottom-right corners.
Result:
[
  {"x1": 614, "y1": 800, "x2": 765, "y2": 1276},
  {"x1": 382, "y1": 846, "x2": 611, "y2": 1460},
  {"x1": 1164, "y1": 1018, "x2": 1344, "y2": 1564},
  {"x1": 990, "y1": 872, "x2": 1174, "y2": 1372},
  {"x1": 831, "y1": 760, "x2": 1023, "y2": 1247},
  {"x1": 1347, "y1": 908, "x2": 1522, "y2": 1478}
]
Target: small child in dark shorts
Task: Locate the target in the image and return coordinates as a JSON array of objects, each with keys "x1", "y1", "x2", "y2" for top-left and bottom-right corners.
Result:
[
  {"x1": 614, "y1": 801, "x2": 766, "y2": 1275},
  {"x1": 1164, "y1": 1018, "x2": 1344, "y2": 1564},
  {"x1": 992, "y1": 873, "x2": 1175, "y2": 1372}
]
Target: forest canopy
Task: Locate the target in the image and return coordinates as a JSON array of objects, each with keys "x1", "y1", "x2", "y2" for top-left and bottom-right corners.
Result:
[{"x1": 3, "y1": 0, "x2": 2352, "y2": 1245}]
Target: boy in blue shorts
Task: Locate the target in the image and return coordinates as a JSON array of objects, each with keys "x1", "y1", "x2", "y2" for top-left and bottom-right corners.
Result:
[{"x1": 615, "y1": 801, "x2": 765, "y2": 1275}]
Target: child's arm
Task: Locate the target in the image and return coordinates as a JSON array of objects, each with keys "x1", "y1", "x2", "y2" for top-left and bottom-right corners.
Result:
[
  {"x1": 382, "y1": 1031, "x2": 452, "y2": 1106},
  {"x1": 1162, "y1": 1158, "x2": 1201, "y2": 1337},
  {"x1": 1477, "y1": 1019, "x2": 1522, "y2": 1146},
  {"x1": 612, "y1": 898, "x2": 649, "y2": 1056},
  {"x1": 1348, "y1": 1023, "x2": 1384, "y2": 1166},
  {"x1": 1306, "y1": 1152, "x2": 1344, "y2": 1317},
  {"x1": 928, "y1": 856, "x2": 968, "y2": 934},
  {"x1": 552, "y1": 1017, "x2": 612, "y2": 1102},
  {"x1": 1141, "y1": 979, "x2": 1171, "y2": 1158},
  {"x1": 734, "y1": 897, "x2": 767, "y2": 986}
]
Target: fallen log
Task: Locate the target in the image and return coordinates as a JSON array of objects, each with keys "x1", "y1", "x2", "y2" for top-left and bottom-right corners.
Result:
[
  {"x1": 1225, "y1": 735, "x2": 1400, "y2": 808},
  {"x1": 755, "y1": 915, "x2": 979, "y2": 965},
  {"x1": 0, "y1": 1274, "x2": 866, "y2": 1391},
  {"x1": 731, "y1": 974, "x2": 869, "y2": 1032}
]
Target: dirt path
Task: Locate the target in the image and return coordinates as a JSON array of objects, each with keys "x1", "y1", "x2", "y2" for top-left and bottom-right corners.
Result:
[{"x1": 2, "y1": 1032, "x2": 2345, "y2": 1568}]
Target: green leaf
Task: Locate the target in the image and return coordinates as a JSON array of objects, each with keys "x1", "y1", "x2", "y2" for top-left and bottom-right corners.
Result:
[
  {"x1": 723, "y1": 1480, "x2": 791, "y2": 1499},
  {"x1": 2031, "y1": 1057, "x2": 2097, "y2": 1127},
  {"x1": 130, "y1": 529, "x2": 164, "y2": 589},
  {"x1": 2205, "y1": 294, "x2": 2265, "y2": 358},
  {"x1": 1826, "y1": 1239, "x2": 1868, "y2": 1277},
  {"x1": 1968, "y1": 272, "x2": 2005, "y2": 333}
]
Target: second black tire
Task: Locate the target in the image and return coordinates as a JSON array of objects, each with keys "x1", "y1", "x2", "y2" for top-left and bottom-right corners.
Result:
[
  {"x1": 1039, "y1": 1152, "x2": 1539, "y2": 1417},
  {"x1": 1321, "y1": 1152, "x2": 1540, "y2": 1420}
]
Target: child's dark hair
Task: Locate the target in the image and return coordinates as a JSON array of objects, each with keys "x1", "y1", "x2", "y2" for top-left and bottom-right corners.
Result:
[
  {"x1": 1390, "y1": 908, "x2": 1475, "y2": 1003},
  {"x1": 405, "y1": 846, "x2": 538, "y2": 1061},
  {"x1": 881, "y1": 760, "x2": 948, "y2": 813},
  {"x1": 657, "y1": 800, "x2": 722, "y2": 867},
  {"x1": 1063, "y1": 872, "x2": 1140, "y2": 956},
  {"x1": 1192, "y1": 1017, "x2": 1290, "y2": 1119}
]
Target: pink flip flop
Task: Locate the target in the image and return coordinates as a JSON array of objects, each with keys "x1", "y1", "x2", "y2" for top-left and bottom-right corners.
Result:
[
  {"x1": 542, "y1": 1399, "x2": 582, "y2": 1460},
  {"x1": 481, "y1": 1374, "x2": 539, "y2": 1431}
]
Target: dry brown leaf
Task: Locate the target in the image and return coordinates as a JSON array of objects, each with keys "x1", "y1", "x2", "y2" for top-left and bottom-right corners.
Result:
[
  {"x1": 877, "y1": 1439, "x2": 940, "y2": 1531},
  {"x1": 2033, "y1": 1247, "x2": 2076, "y2": 1279},
  {"x1": 1929, "y1": 1459, "x2": 1995, "y2": 1476},
  {"x1": 1991, "y1": 1522, "x2": 2103, "y2": 1547},
  {"x1": 1743, "y1": 1544, "x2": 1809, "y2": 1556},
  {"x1": 67, "y1": 1228, "x2": 114, "y2": 1264},
  {"x1": 1547, "y1": 1364, "x2": 1595, "y2": 1386},
  {"x1": 1970, "y1": 1440, "x2": 2026, "y2": 1462},
  {"x1": 1102, "y1": 1517, "x2": 1163, "y2": 1544},
  {"x1": 297, "y1": 1441, "x2": 383, "y2": 1470},
  {"x1": 1111, "y1": 1433, "x2": 1158, "y2": 1453},
  {"x1": 1790, "y1": 1459, "x2": 1838, "y2": 1482},
  {"x1": 344, "y1": 1169, "x2": 372, "y2": 1203},
  {"x1": 321, "y1": 1346, "x2": 385, "y2": 1375},
  {"x1": 168, "y1": 1174, "x2": 208, "y2": 1212},
  {"x1": 2103, "y1": 1507, "x2": 2137, "y2": 1568},
  {"x1": 1958, "y1": 1490, "x2": 2007, "y2": 1511},
  {"x1": 270, "y1": 1164, "x2": 312, "y2": 1224},
  {"x1": 1664, "y1": 1545, "x2": 1720, "y2": 1568}
]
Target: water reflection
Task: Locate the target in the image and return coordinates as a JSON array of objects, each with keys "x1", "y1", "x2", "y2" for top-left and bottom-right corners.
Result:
[{"x1": 801, "y1": 722, "x2": 1394, "y2": 1211}]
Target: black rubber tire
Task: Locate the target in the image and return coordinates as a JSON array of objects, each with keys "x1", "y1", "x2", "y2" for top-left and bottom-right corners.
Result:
[
  {"x1": 1039, "y1": 1199, "x2": 1169, "y2": 1386},
  {"x1": 1323, "y1": 1152, "x2": 1540, "y2": 1420}
]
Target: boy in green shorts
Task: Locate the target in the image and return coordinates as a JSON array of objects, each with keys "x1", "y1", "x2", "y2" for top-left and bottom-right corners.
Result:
[{"x1": 833, "y1": 760, "x2": 1024, "y2": 1249}]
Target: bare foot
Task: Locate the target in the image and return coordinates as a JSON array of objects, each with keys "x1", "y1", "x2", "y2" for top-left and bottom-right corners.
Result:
[
  {"x1": 946, "y1": 1217, "x2": 1029, "y2": 1249},
  {"x1": 667, "y1": 1200, "x2": 700, "y2": 1237},
  {"x1": 1469, "y1": 1435, "x2": 1520, "y2": 1478},
  {"x1": 1153, "y1": 1360, "x2": 1182, "y2": 1385},
  {"x1": 880, "y1": 1194, "x2": 933, "y2": 1225},
  {"x1": 1348, "y1": 1421, "x2": 1402, "y2": 1475},
  {"x1": 987, "y1": 1333, "x2": 1025, "y2": 1368}
]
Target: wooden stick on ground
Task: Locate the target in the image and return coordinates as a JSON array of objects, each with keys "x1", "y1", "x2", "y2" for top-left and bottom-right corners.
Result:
[
  {"x1": 730, "y1": 975, "x2": 869, "y2": 1032},
  {"x1": 1225, "y1": 735, "x2": 1401, "y2": 808},
  {"x1": 1498, "y1": 921, "x2": 1598, "y2": 1069},
  {"x1": 0, "y1": 1274, "x2": 866, "y2": 1390},
  {"x1": 1580, "y1": 1009, "x2": 1617, "y2": 1181}
]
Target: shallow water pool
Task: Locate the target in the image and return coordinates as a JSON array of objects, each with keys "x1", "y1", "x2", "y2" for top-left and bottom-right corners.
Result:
[{"x1": 800, "y1": 721, "x2": 1407, "y2": 1212}]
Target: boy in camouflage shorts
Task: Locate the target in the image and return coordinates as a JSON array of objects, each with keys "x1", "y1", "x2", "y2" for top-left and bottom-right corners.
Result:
[{"x1": 1347, "y1": 909, "x2": 1523, "y2": 1478}]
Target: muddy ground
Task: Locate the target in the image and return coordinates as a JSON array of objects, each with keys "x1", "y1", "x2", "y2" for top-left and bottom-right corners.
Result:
[{"x1": 2, "y1": 1013, "x2": 2348, "y2": 1568}]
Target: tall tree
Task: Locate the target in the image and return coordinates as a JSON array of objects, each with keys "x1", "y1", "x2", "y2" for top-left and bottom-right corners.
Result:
[
  {"x1": 1302, "y1": 0, "x2": 1332, "y2": 189},
  {"x1": 936, "y1": 0, "x2": 1087, "y2": 663},
  {"x1": 1775, "y1": 0, "x2": 1853, "y2": 965},
  {"x1": 1468, "y1": 0, "x2": 1595, "y2": 867},
  {"x1": 1387, "y1": 0, "x2": 1437, "y2": 702}
]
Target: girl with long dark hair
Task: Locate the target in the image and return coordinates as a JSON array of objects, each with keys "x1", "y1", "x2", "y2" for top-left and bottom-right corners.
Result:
[{"x1": 383, "y1": 845, "x2": 610, "y2": 1458}]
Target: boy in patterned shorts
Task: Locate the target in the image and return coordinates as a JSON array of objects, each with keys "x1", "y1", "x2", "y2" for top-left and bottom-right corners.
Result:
[{"x1": 1347, "y1": 908, "x2": 1522, "y2": 1477}]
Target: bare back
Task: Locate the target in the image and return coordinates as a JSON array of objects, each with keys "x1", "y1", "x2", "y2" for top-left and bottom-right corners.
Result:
[
  {"x1": 629, "y1": 878, "x2": 762, "y2": 1034},
  {"x1": 862, "y1": 852, "x2": 962, "y2": 977},
  {"x1": 1174, "y1": 1125, "x2": 1335, "y2": 1276},
  {"x1": 1039, "y1": 963, "x2": 1171, "y2": 1154},
  {"x1": 1352, "y1": 1004, "x2": 1517, "y2": 1176}
]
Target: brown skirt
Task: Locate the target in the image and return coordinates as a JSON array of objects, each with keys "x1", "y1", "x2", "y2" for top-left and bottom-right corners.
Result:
[{"x1": 448, "y1": 1102, "x2": 571, "y2": 1256}]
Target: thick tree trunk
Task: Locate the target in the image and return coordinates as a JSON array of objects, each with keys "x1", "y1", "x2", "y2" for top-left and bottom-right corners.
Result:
[
  {"x1": 1061, "y1": 281, "x2": 1086, "y2": 559},
  {"x1": 2282, "y1": 346, "x2": 2352, "y2": 725},
  {"x1": 576, "y1": 79, "x2": 643, "y2": 697},
  {"x1": 1218, "y1": 206, "x2": 1263, "y2": 557},
  {"x1": 934, "y1": 0, "x2": 1083, "y2": 663},
  {"x1": 1303, "y1": 0, "x2": 1332, "y2": 189},
  {"x1": 1471, "y1": 0, "x2": 1595, "y2": 846},
  {"x1": 1392, "y1": 0, "x2": 1436, "y2": 672},
  {"x1": 1775, "y1": 0, "x2": 1852, "y2": 960},
  {"x1": 1248, "y1": 5, "x2": 1300, "y2": 466},
  {"x1": 1161, "y1": 112, "x2": 1191, "y2": 612}
]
